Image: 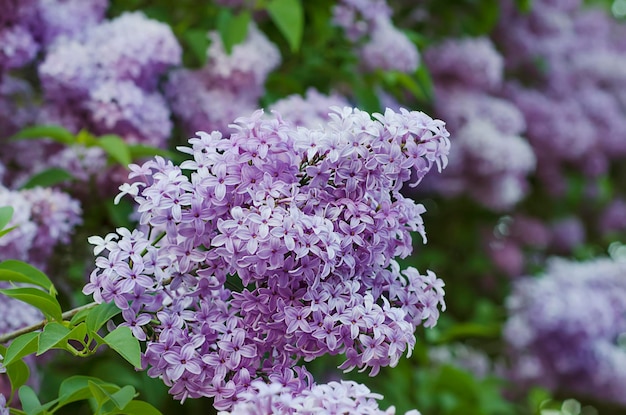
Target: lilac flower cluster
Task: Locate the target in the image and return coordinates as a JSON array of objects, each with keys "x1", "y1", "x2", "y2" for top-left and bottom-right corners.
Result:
[
  {"x1": 0, "y1": 0, "x2": 108, "y2": 74},
  {"x1": 269, "y1": 88, "x2": 350, "y2": 128},
  {"x1": 332, "y1": 0, "x2": 419, "y2": 73},
  {"x1": 0, "y1": 0, "x2": 39, "y2": 72},
  {"x1": 425, "y1": 37, "x2": 535, "y2": 210},
  {"x1": 504, "y1": 256, "x2": 626, "y2": 404},
  {"x1": 38, "y1": 11, "x2": 180, "y2": 147},
  {"x1": 0, "y1": 184, "x2": 82, "y2": 269},
  {"x1": 496, "y1": 0, "x2": 626, "y2": 196},
  {"x1": 166, "y1": 23, "x2": 281, "y2": 135},
  {"x1": 84, "y1": 107, "x2": 449, "y2": 409},
  {"x1": 219, "y1": 380, "x2": 421, "y2": 415},
  {"x1": 31, "y1": 0, "x2": 108, "y2": 46}
]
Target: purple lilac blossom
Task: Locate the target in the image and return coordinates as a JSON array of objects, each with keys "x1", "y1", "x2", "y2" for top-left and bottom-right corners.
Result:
[
  {"x1": 205, "y1": 23, "x2": 281, "y2": 97},
  {"x1": 598, "y1": 199, "x2": 626, "y2": 236},
  {"x1": 424, "y1": 37, "x2": 535, "y2": 211},
  {"x1": 332, "y1": 0, "x2": 419, "y2": 73},
  {"x1": 165, "y1": 69, "x2": 257, "y2": 136},
  {"x1": 504, "y1": 256, "x2": 626, "y2": 404},
  {"x1": 0, "y1": 184, "x2": 82, "y2": 268},
  {"x1": 434, "y1": 119, "x2": 535, "y2": 210},
  {"x1": 359, "y1": 19, "x2": 419, "y2": 73},
  {"x1": 0, "y1": 24, "x2": 38, "y2": 70},
  {"x1": 548, "y1": 216, "x2": 585, "y2": 254},
  {"x1": 84, "y1": 107, "x2": 450, "y2": 409},
  {"x1": 425, "y1": 37, "x2": 504, "y2": 91},
  {"x1": 219, "y1": 380, "x2": 421, "y2": 415},
  {"x1": 166, "y1": 22, "x2": 280, "y2": 136},
  {"x1": 496, "y1": 1, "x2": 626, "y2": 197},
  {"x1": 269, "y1": 88, "x2": 350, "y2": 128},
  {"x1": 38, "y1": 11, "x2": 181, "y2": 146},
  {"x1": 0, "y1": 76, "x2": 35, "y2": 140},
  {"x1": 30, "y1": 0, "x2": 108, "y2": 46},
  {"x1": 332, "y1": 0, "x2": 392, "y2": 42}
]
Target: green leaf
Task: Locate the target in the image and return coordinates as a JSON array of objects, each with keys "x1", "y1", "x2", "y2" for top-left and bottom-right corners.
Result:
[
  {"x1": 18, "y1": 385, "x2": 41, "y2": 414},
  {"x1": 58, "y1": 376, "x2": 119, "y2": 407},
  {"x1": 20, "y1": 168, "x2": 75, "y2": 190},
  {"x1": 4, "y1": 332, "x2": 39, "y2": 365},
  {"x1": 0, "y1": 226, "x2": 17, "y2": 238},
  {"x1": 216, "y1": 9, "x2": 251, "y2": 54},
  {"x1": 97, "y1": 135, "x2": 132, "y2": 167},
  {"x1": 6, "y1": 358, "x2": 30, "y2": 393},
  {"x1": 516, "y1": 0, "x2": 533, "y2": 12},
  {"x1": 88, "y1": 380, "x2": 114, "y2": 406},
  {"x1": 266, "y1": 0, "x2": 304, "y2": 52},
  {"x1": 108, "y1": 386, "x2": 136, "y2": 410},
  {"x1": 9, "y1": 125, "x2": 75, "y2": 145},
  {"x1": 86, "y1": 303, "x2": 122, "y2": 333},
  {"x1": 0, "y1": 287, "x2": 62, "y2": 322},
  {"x1": 0, "y1": 206, "x2": 13, "y2": 230},
  {"x1": 114, "y1": 400, "x2": 162, "y2": 415},
  {"x1": 37, "y1": 322, "x2": 71, "y2": 355},
  {"x1": 0, "y1": 260, "x2": 55, "y2": 294},
  {"x1": 103, "y1": 327, "x2": 142, "y2": 369},
  {"x1": 183, "y1": 29, "x2": 210, "y2": 65}
]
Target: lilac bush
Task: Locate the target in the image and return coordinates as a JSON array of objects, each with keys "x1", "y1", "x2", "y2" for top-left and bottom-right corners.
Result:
[{"x1": 84, "y1": 106, "x2": 449, "y2": 409}]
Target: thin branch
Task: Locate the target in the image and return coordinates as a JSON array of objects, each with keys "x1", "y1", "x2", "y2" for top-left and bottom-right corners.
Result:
[{"x1": 0, "y1": 301, "x2": 98, "y2": 345}]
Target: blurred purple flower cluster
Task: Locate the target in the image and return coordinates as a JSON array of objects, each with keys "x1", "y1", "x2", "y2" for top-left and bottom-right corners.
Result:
[
  {"x1": 498, "y1": 0, "x2": 626, "y2": 196},
  {"x1": 269, "y1": 88, "x2": 350, "y2": 128},
  {"x1": 425, "y1": 37, "x2": 535, "y2": 210},
  {"x1": 504, "y1": 256, "x2": 626, "y2": 404},
  {"x1": 0, "y1": 184, "x2": 81, "y2": 268},
  {"x1": 333, "y1": 0, "x2": 420, "y2": 73},
  {"x1": 166, "y1": 23, "x2": 281, "y2": 136},
  {"x1": 38, "y1": 11, "x2": 181, "y2": 146},
  {"x1": 0, "y1": 3, "x2": 181, "y2": 189},
  {"x1": 84, "y1": 106, "x2": 449, "y2": 409},
  {"x1": 219, "y1": 380, "x2": 421, "y2": 414}
]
